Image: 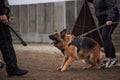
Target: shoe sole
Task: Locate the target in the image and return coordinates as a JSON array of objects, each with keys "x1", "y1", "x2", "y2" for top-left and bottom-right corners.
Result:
[{"x1": 7, "y1": 71, "x2": 28, "y2": 77}]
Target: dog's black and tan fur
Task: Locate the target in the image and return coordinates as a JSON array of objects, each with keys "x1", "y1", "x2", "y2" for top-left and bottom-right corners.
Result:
[{"x1": 49, "y1": 29, "x2": 102, "y2": 71}]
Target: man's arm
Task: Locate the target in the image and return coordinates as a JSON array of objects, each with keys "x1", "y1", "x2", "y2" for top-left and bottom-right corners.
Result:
[
  {"x1": 0, "y1": 0, "x2": 5, "y2": 15},
  {"x1": 0, "y1": 0, "x2": 8, "y2": 24},
  {"x1": 105, "y1": 0, "x2": 117, "y2": 21}
]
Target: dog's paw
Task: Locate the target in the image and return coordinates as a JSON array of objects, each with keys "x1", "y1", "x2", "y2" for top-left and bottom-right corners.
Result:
[
  {"x1": 57, "y1": 67, "x2": 66, "y2": 72},
  {"x1": 57, "y1": 67, "x2": 61, "y2": 71},
  {"x1": 61, "y1": 69, "x2": 65, "y2": 72},
  {"x1": 61, "y1": 68, "x2": 66, "y2": 72},
  {"x1": 60, "y1": 67, "x2": 67, "y2": 72}
]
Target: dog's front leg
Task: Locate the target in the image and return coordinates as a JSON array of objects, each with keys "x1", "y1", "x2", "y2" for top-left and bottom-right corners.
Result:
[
  {"x1": 57, "y1": 55, "x2": 68, "y2": 71},
  {"x1": 61, "y1": 56, "x2": 75, "y2": 72}
]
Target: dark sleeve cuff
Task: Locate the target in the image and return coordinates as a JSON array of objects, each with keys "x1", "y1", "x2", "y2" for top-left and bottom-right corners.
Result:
[{"x1": 87, "y1": 0, "x2": 93, "y2": 3}]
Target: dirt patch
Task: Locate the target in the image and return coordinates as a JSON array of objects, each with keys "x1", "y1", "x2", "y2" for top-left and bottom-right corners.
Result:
[{"x1": 0, "y1": 44, "x2": 120, "y2": 80}]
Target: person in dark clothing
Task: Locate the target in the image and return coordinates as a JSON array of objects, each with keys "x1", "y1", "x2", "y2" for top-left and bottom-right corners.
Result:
[
  {"x1": 0, "y1": 0, "x2": 28, "y2": 76},
  {"x1": 87, "y1": 0, "x2": 119, "y2": 68}
]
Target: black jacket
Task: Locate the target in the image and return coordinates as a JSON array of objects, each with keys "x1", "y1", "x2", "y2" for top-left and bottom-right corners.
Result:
[
  {"x1": 87, "y1": 0, "x2": 119, "y2": 21},
  {"x1": 0, "y1": 0, "x2": 5, "y2": 15}
]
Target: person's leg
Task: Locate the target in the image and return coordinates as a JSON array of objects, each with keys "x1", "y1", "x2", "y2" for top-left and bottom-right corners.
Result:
[
  {"x1": 105, "y1": 24, "x2": 118, "y2": 67},
  {"x1": 98, "y1": 20, "x2": 117, "y2": 58},
  {"x1": 0, "y1": 40, "x2": 28, "y2": 76},
  {"x1": 98, "y1": 20, "x2": 118, "y2": 68},
  {"x1": 0, "y1": 24, "x2": 28, "y2": 76},
  {"x1": 100, "y1": 23, "x2": 118, "y2": 68},
  {"x1": 101, "y1": 25, "x2": 115, "y2": 58},
  {"x1": 0, "y1": 40, "x2": 18, "y2": 71},
  {"x1": 0, "y1": 24, "x2": 18, "y2": 71}
]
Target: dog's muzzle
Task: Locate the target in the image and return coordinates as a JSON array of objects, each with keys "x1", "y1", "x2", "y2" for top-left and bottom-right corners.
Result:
[{"x1": 49, "y1": 35, "x2": 59, "y2": 44}]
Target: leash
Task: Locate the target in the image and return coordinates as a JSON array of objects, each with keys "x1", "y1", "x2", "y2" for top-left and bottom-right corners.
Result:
[
  {"x1": 80, "y1": 22, "x2": 120, "y2": 37},
  {"x1": 0, "y1": 23, "x2": 27, "y2": 46},
  {"x1": 8, "y1": 25, "x2": 27, "y2": 46}
]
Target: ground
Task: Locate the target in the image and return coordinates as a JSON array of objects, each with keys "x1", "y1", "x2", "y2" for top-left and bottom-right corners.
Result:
[{"x1": 0, "y1": 44, "x2": 120, "y2": 80}]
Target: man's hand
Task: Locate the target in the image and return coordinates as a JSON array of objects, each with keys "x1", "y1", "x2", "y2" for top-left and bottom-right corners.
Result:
[
  {"x1": 0, "y1": 15, "x2": 8, "y2": 24},
  {"x1": 106, "y1": 21, "x2": 113, "y2": 26}
]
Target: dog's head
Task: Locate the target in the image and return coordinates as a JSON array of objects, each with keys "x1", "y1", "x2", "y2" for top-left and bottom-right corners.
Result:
[
  {"x1": 49, "y1": 29, "x2": 67, "y2": 44},
  {"x1": 49, "y1": 29, "x2": 75, "y2": 51}
]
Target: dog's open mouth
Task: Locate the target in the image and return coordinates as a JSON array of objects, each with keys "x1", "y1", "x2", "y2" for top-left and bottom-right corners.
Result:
[
  {"x1": 51, "y1": 40, "x2": 58, "y2": 44},
  {"x1": 50, "y1": 39, "x2": 60, "y2": 44}
]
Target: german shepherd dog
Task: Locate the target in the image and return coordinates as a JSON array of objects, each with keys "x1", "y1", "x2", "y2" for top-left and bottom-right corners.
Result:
[{"x1": 49, "y1": 29, "x2": 102, "y2": 71}]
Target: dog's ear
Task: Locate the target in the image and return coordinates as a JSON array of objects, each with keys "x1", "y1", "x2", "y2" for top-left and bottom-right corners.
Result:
[{"x1": 60, "y1": 29, "x2": 67, "y2": 38}]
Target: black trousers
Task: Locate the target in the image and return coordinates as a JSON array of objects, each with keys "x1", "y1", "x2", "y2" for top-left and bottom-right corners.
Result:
[
  {"x1": 0, "y1": 23, "x2": 18, "y2": 72},
  {"x1": 98, "y1": 20, "x2": 118, "y2": 58}
]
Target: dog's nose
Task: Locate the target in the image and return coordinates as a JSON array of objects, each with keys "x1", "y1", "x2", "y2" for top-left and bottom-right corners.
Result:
[
  {"x1": 49, "y1": 35, "x2": 54, "y2": 39},
  {"x1": 49, "y1": 35, "x2": 56, "y2": 40},
  {"x1": 49, "y1": 35, "x2": 52, "y2": 38}
]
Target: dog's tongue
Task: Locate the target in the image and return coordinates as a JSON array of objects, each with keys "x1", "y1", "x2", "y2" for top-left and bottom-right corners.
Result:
[
  {"x1": 50, "y1": 40, "x2": 56, "y2": 44},
  {"x1": 53, "y1": 40, "x2": 56, "y2": 43}
]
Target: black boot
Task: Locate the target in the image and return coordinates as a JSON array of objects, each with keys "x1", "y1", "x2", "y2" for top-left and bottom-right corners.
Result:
[{"x1": 7, "y1": 67, "x2": 28, "y2": 76}]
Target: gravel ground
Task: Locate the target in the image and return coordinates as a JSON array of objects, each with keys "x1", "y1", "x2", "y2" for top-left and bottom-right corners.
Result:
[{"x1": 0, "y1": 43, "x2": 120, "y2": 80}]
